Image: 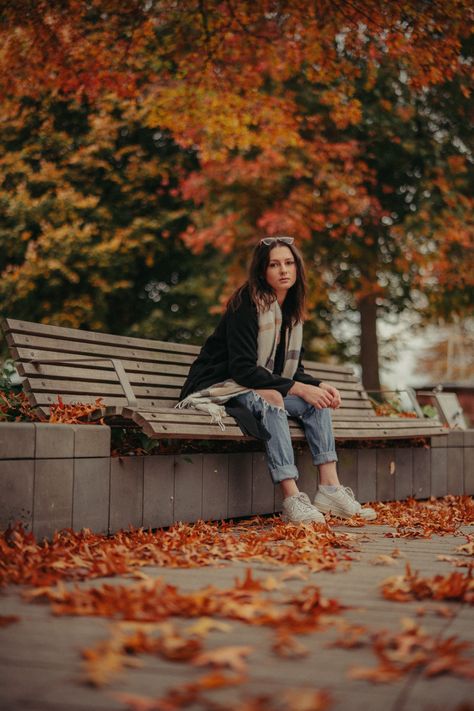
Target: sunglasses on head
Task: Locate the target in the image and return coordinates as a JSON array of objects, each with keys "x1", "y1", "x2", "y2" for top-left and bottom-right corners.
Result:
[{"x1": 259, "y1": 236, "x2": 294, "y2": 246}]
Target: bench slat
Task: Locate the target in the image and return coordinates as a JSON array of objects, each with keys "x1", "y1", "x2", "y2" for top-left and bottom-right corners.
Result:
[
  {"x1": 7, "y1": 333, "x2": 196, "y2": 365},
  {"x1": 18, "y1": 362, "x2": 185, "y2": 387},
  {"x1": 2, "y1": 317, "x2": 201, "y2": 356},
  {"x1": 126, "y1": 407, "x2": 438, "y2": 429},
  {"x1": 127, "y1": 408, "x2": 443, "y2": 430},
  {"x1": 17, "y1": 362, "x2": 365, "y2": 394},
  {"x1": 22, "y1": 377, "x2": 373, "y2": 408},
  {"x1": 134, "y1": 418, "x2": 445, "y2": 441},
  {"x1": 14, "y1": 348, "x2": 192, "y2": 377}
]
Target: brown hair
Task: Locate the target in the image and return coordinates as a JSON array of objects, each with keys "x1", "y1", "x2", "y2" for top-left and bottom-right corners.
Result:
[{"x1": 228, "y1": 238, "x2": 307, "y2": 325}]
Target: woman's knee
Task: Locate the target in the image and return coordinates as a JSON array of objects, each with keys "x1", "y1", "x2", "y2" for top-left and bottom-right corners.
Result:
[{"x1": 254, "y1": 389, "x2": 285, "y2": 408}]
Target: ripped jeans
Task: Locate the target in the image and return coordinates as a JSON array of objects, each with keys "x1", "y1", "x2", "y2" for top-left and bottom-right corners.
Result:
[{"x1": 234, "y1": 391, "x2": 338, "y2": 484}]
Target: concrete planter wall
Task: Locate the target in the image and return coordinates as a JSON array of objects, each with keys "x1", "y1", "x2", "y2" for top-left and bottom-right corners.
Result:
[{"x1": 0, "y1": 423, "x2": 473, "y2": 539}]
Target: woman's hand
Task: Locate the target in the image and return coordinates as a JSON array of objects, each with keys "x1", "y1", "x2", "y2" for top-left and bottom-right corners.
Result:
[
  {"x1": 288, "y1": 381, "x2": 335, "y2": 409},
  {"x1": 319, "y1": 381, "x2": 342, "y2": 409}
]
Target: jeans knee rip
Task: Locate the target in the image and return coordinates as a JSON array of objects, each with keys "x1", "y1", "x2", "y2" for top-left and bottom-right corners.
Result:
[{"x1": 252, "y1": 391, "x2": 287, "y2": 416}]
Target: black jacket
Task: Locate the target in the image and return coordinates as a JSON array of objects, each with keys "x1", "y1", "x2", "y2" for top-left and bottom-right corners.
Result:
[{"x1": 180, "y1": 287, "x2": 321, "y2": 401}]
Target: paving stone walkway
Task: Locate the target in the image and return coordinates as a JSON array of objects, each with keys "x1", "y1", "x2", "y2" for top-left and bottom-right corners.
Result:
[{"x1": 0, "y1": 523, "x2": 473, "y2": 711}]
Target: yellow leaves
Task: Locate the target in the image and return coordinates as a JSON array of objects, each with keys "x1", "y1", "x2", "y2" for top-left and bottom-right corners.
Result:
[
  {"x1": 142, "y1": 84, "x2": 302, "y2": 162},
  {"x1": 319, "y1": 89, "x2": 363, "y2": 129}
]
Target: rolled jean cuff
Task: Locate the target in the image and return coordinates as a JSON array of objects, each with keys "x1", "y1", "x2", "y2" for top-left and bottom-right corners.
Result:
[
  {"x1": 313, "y1": 451, "x2": 338, "y2": 466},
  {"x1": 269, "y1": 464, "x2": 299, "y2": 484}
]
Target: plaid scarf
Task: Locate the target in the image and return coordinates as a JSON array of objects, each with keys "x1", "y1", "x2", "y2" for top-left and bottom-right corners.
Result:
[{"x1": 176, "y1": 299, "x2": 303, "y2": 429}]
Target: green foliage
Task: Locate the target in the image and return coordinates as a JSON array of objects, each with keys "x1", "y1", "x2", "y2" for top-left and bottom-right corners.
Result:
[
  {"x1": 0, "y1": 97, "x2": 224, "y2": 346},
  {"x1": 421, "y1": 404, "x2": 439, "y2": 420},
  {"x1": 0, "y1": 359, "x2": 19, "y2": 391}
]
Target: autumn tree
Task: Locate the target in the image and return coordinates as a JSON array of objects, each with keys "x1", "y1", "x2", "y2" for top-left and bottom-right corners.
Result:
[{"x1": 0, "y1": 1, "x2": 472, "y2": 385}]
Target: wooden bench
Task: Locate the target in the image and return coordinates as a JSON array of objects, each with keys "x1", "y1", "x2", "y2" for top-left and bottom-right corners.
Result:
[{"x1": 1, "y1": 318, "x2": 446, "y2": 442}]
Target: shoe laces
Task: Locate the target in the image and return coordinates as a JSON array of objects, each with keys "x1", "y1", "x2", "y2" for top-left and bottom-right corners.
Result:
[
  {"x1": 286, "y1": 493, "x2": 315, "y2": 514},
  {"x1": 341, "y1": 486, "x2": 362, "y2": 511},
  {"x1": 297, "y1": 492, "x2": 311, "y2": 504}
]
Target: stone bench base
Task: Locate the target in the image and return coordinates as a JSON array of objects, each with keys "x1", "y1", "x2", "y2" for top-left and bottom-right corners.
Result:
[{"x1": 1, "y1": 424, "x2": 473, "y2": 539}]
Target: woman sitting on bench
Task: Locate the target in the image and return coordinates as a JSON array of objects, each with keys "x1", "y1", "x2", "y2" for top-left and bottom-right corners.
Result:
[{"x1": 178, "y1": 236, "x2": 377, "y2": 524}]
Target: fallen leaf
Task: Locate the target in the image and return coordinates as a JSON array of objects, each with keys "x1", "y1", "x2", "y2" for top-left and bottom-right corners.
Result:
[
  {"x1": 273, "y1": 630, "x2": 309, "y2": 658},
  {"x1": 81, "y1": 628, "x2": 142, "y2": 687},
  {"x1": 274, "y1": 563, "x2": 311, "y2": 581},
  {"x1": 348, "y1": 664, "x2": 403, "y2": 682},
  {"x1": 280, "y1": 687, "x2": 333, "y2": 711},
  {"x1": 192, "y1": 645, "x2": 253, "y2": 674},
  {"x1": 455, "y1": 538, "x2": 474, "y2": 556},
  {"x1": 326, "y1": 620, "x2": 368, "y2": 649},
  {"x1": 347, "y1": 618, "x2": 474, "y2": 684},
  {"x1": 261, "y1": 576, "x2": 282, "y2": 591},
  {"x1": 185, "y1": 617, "x2": 232, "y2": 637},
  {"x1": 434, "y1": 604, "x2": 456, "y2": 618},
  {"x1": 381, "y1": 562, "x2": 474, "y2": 603},
  {"x1": 369, "y1": 554, "x2": 399, "y2": 566}
]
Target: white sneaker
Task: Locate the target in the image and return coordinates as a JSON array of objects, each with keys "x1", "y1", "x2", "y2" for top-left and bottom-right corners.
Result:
[
  {"x1": 281, "y1": 492, "x2": 326, "y2": 524},
  {"x1": 313, "y1": 486, "x2": 377, "y2": 520}
]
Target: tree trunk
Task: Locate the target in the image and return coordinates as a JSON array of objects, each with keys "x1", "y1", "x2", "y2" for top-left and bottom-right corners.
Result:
[{"x1": 358, "y1": 294, "x2": 381, "y2": 392}]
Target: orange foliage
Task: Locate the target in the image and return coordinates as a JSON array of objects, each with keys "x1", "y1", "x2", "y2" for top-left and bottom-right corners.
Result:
[
  {"x1": 380, "y1": 562, "x2": 474, "y2": 603},
  {"x1": 348, "y1": 617, "x2": 474, "y2": 682},
  {"x1": 49, "y1": 395, "x2": 105, "y2": 424}
]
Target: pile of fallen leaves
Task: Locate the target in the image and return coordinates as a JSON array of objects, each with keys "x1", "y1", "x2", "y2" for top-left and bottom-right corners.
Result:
[
  {"x1": 0, "y1": 388, "x2": 105, "y2": 425},
  {"x1": 0, "y1": 519, "x2": 358, "y2": 588},
  {"x1": 372, "y1": 403, "x2": 419, "y2": 418},
  {"x1": 342, "y1": 617, "x2": 474, "y2": 682},
  {"x1": 48, "y1": 395, "x2": 106, "y2": 424},
  {"x1": 0, "y1": 389, "x2": 41, "y2": 422},
  {"x1": 373, "y1": 495, "x2": 474, "y2": 538},
  {"x1": 381, "y1": 562, "x2": 474, "y2": 604},
  {"x1": 1, "y1": 496, "x2": 473, "y2": 710},
  {"x1": 1, "y1": 496, "x2": 473, "y2": 590}
]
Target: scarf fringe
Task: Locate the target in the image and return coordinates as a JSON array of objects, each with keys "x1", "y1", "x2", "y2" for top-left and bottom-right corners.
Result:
[{"x1": 175, "y1": 396, "x2": 227, "y2": 430}]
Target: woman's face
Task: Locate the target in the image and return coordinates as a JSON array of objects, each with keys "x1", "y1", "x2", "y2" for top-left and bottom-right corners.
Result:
[{"x1": 265, "y1": 245, "x2": 297, "y2": 300}]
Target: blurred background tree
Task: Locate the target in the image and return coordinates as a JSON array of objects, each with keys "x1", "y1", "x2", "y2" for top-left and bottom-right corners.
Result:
[
  {"x1": 0, "y1": 1, "x2": 472, "y2": 388},
  {"x1": 0, "y1": 96, "x2": 223, "y2": 343}
]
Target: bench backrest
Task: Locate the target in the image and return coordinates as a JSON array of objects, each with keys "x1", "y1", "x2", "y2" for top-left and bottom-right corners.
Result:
[{"x1": 2, "y1": 317, "x2": 374, "y2": 418}]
